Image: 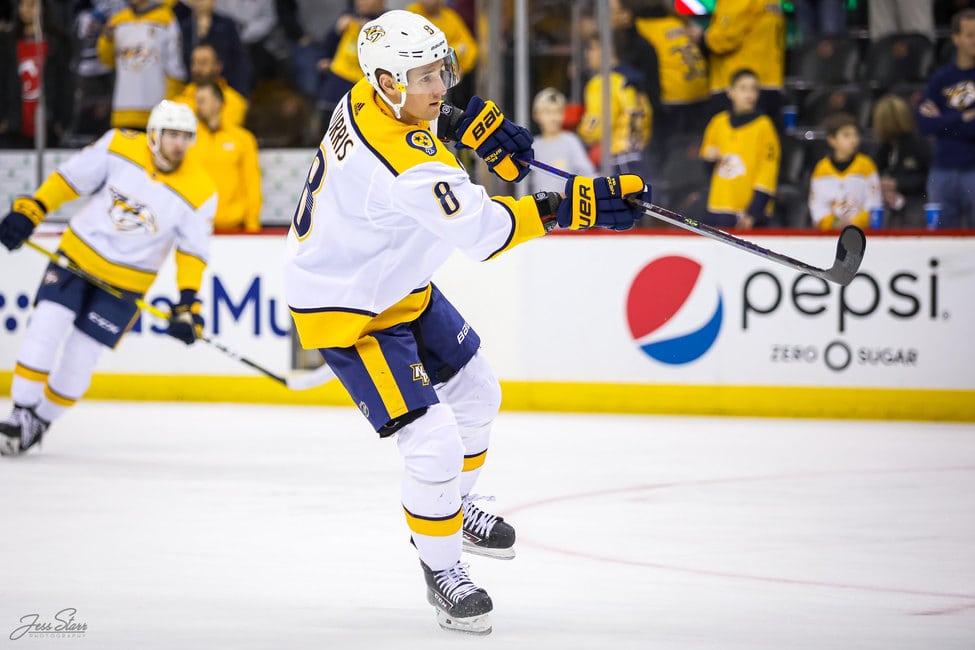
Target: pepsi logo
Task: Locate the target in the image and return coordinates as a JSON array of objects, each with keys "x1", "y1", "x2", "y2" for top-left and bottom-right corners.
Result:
[{"x1": 626, "y1": 255, "x2": 723, "y2": 365}]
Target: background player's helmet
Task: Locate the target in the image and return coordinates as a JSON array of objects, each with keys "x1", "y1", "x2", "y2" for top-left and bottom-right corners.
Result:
[
  {"x1": 147, "y1": 100, "x2": 197, "y2": 171},
  {"x1": 357, "y1": 9, "x2": 461, "y2": 117}
]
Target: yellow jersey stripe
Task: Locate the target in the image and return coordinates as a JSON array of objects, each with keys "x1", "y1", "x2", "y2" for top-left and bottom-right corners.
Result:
[
  {"x1": 463, "y1": 449, "x2": 488, "y2": 472},
  {"x1": 291, "y1": 285, "x2": 432, "y2": 349},
  {"x1": 59, "y1": 228, "x2": 155, "y2": 294},
  {"x1": 175, "y1": 249, "x2": 206, "y2": 293},
  {"x1": 44, "y1": 384, "x2": 77, "y2": 407},
  {"x1": 14, "y1": 363, "x2": 49, "y2": 382},
  {"x1": 34, "y1": 172, "x2": 81, "y2": 214},
  {"x1": 485, "y1": 197, "x2": 545, "y2": 260},
  {"x1": 355, "y1": 335, "x2": 408, "y2": 420},
  {"x1": 403, "y1": 506, "x2": 463, "y2": 537}
]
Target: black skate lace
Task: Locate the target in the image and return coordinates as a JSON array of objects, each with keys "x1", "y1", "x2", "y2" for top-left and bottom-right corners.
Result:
[
  {"x1": 462, "y1": 494, "x2": 498, "y2": 537},
  {"x1": 434, "y1": 562, "x2": 480, "y2": 604}
]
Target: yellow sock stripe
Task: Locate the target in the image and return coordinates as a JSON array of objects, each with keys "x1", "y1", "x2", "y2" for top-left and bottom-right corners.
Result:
[
  {"x1": 355, "y1": 335, "x2": 408, "y2": 420},
  {"x1": 14, "y1": 363, "x2": 49, "y2": 382},
  {"x1": 463, "y1": 449, "x2": 488, "y2": 472},
  {"x1": 403, "y1": 506, "x2": 463, "y2": 537},
  {"x1": 44, "y1": 383, "x2": 77, "y2": 407}
]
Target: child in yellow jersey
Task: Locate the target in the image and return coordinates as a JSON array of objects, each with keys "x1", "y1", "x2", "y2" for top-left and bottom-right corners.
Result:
[
  {"x1": 700, "y1": 68, "x2": 779, "y2": 229},
  {"x1": 808, "y1": 112, "x2": 882, "y2": 231}
]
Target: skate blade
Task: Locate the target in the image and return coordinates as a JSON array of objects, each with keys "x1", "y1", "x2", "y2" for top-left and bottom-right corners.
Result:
[
  {"x1": 462, "y1": 540, "x2": 515, "y2": 560},
  {"x1": 435, "y1": 609, "x2": 492, "y2": 635}
]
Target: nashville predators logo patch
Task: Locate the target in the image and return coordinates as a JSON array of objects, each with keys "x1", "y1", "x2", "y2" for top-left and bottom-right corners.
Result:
[
  {"x1": 108, "y1": 187, "x2": 158, "y2": 233},
  {"x1": 407, "y1": 130, "x2": 437, "y2": 156},
  {"x1": 944, "y1": 81, "x2": 975, "y2": 111},
  {"x1": 410, "y1": 363, "x2": 430, "y2": 386},
  {"x1": 363, "y1": 25, "x2": 385, "y2": 43}
]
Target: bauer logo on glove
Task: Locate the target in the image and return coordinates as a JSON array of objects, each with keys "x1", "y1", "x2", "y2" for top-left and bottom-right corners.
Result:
[{"x1": 556, "y1": 173, "x2": 652, "y2": 232}]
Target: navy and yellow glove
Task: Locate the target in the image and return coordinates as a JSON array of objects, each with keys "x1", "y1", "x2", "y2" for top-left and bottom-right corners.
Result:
[
  {"x1": 455, "y1": 96, "x2": 534, "y2": 183},
  {"x1": 166, "y1": 290, "x2": 204, "y2": 345},
  {"x1": 556, "y1": 174, "x2": 652, "y2": 231},
  {"x1": 0, "y1": 197, "x2": 46, "y2": 250}
]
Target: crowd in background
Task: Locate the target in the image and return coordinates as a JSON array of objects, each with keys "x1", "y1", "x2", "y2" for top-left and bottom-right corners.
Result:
[{"x1": 0, "y1": 0, "x2": 973, "y2": 230}]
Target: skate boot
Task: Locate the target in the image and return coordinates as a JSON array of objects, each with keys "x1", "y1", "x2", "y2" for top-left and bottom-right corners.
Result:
[
  {"x1": 461, "y1": 495, "x2": 516, "y2": 560},
  {"x1": 422, "y1": 560, "x2": 493, "y2": 635},
  {"x1": 0, "y1": 405, "x2": 49, "y2": 456}
]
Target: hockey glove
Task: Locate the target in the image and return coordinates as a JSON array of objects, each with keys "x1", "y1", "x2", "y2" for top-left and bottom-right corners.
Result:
[
  {"x1": 0, "y1": 197, "x2": 46, "y2": 250},
  {"x1": 556, "y1": 174, "x2": 652, "y2": 231},
  {"x1": 455, "y1": 96, "x2": 534, "y2": 183},
  {"x1": 166, "y1": 290, "x2": 204, "y2": 345}
]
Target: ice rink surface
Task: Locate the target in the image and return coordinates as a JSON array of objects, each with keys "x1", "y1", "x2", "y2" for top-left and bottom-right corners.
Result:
[{"x1": 0, "y1": 399, "x2": 973, "y2": 649}]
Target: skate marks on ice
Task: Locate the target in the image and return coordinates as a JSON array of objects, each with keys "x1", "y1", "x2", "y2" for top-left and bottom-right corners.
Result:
[{"x1": 0, "y1": 400, "x2": 973, "y2": 649}]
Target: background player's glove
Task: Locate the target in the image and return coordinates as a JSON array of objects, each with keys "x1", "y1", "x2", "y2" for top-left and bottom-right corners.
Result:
[
  {"x1": 454, "y1": 96, "x2": 533, "y2": 183},
  {"x1": 166, "y1": 290, "x2": 204, "y2": 345},
  {"x1": 556, "y1": 174, "x2": 652, "y2": 231},
  {"x1": 0, "y1": 197, "x2": 46, "y2": 250}
]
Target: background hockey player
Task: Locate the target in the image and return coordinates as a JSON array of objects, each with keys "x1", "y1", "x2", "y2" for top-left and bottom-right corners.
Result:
[
  {"x1": 284, "y1": 9, "x2": 651, "y2": 635},
  {"x1": 0, "y1": 100, "x2": 217, "y2": 456}
]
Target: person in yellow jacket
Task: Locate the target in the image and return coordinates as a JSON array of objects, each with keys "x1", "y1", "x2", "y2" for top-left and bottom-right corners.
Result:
[
  {"x1": 316, "y1": 0, "x2": 385, "y2": 125},
  {"x1": 175, "y1": 44, "x2": 249, "y2": 128},
  {"x1": 97, "y1": 0, "x2": 186, "y2": 129},
  {"x1": 701, "y1": 0, "x2": 785, "y2": 125},
  {"x1": 191, "y1": 81, "x2": 263, "y2": 232}
]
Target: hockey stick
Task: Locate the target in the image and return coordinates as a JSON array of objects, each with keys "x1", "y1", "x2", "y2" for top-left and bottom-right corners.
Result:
[
  {"x1": 23, "y1": 240, "x2": 336, "y2": 390},
  {"x1": 434, "y1": 103, "x2": 866, "y2": 286}
]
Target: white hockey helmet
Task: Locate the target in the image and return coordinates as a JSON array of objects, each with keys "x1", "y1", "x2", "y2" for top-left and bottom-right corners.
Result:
[
  {"x1": 358, "y1": 9, "x2": 461, "y2": 117},
  {"x1": 146, "y1": 100, "x2": 197, "y2": 171}
]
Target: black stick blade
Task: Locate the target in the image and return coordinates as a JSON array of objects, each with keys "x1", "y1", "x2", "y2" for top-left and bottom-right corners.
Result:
[{"x1": 826, "y1": 226, "x2": 867, "y2": 286}]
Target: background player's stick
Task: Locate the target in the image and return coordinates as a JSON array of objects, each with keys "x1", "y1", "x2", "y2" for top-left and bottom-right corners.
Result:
[
  {"x1": 435, "y1": 103, "x2": 866, "y2": 287},
  {"x1": 24, "y1": 240, "x2": 336, "y2": 390}
]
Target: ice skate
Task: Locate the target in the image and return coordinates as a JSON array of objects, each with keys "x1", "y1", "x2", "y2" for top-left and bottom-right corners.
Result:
[
  {"x1": 461, "y1": 495, "x2": 516, "y2": 560},
  {"x1": 422, "y1": 560, "x2": 493, "y2": 635},
  {"x1": 0, "y1": 405, "x2": 49, "y2": 456}
]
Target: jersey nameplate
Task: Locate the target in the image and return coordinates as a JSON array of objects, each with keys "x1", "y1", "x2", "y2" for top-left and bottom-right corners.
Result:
[{"x1": 328, "y1": 110, "x2": 356, "y2": 162}]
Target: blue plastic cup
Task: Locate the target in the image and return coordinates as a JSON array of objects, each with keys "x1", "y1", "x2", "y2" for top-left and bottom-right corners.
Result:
[
  {"x1": 924, "y1": 203, "x2": 941, "y2": 230},
  {"x1": 869, "y1": 207, "x2": 883, "y2": 229}
]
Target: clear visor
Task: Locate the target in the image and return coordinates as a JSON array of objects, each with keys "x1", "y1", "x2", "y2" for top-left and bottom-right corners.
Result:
[{"x1": 404, "y1": 49, "x2": 461, "y2": 93}]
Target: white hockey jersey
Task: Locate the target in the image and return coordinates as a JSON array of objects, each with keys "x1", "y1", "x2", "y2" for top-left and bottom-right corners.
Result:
[
  {"x1": 285, "y1": 78, "x2": 548, "y2": 350},
  {"x1": 32, "y1": 129, "x2": 217, "y2": 294}
]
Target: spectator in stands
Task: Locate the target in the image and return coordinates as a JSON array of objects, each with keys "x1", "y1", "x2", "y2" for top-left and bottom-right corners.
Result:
[
  {"x1": 97, "y1": 0, "x2": 186, "y2": 129},
  {"x1": 405, "y1": 0, "x2": 476, "y2": 106},
  {"x1": 791, "y1": 0, "x2": 847, "y2": 43},
  {"x1": 70, "y1": 0, "x2": 127, "y2": 140},
  {"x1": 0, "y1": 0, "x2": 74, "y2": 147},
  {"x1": 808, "y1": 112, "x2": 881, "y2": 231},
  {"x1": 630, "y1": 0, "x2": 709, "y2": 136},
  {"x1": 192, "y1": 80, "x2": 262, "y2": 232},
  {"x1": 178, "y1": 0, "x2": 249, "y2": 96},
  {"x1": 916, "y1": 8, "x2": 975, "y2": 229},
  {"x1": 577, "y1": 32, "x2": 652, "y2": 175},
  {"x1": 175, "y1": 43, "x2": 247, "y2": 126},
  {"x1": 528, "y1": 87, "x2": 595, "y2": 195},
  {"x1": 280, "y1": 0, "x2": 348, "y2": 102},
  {"x1": 216, "y1": 0, "x2": 288, "y2": 84},
  {"x1": 698, "y1": 0, "x2": 786, "y2": 127},
  {"x1": 699, "y1": 68, "x2": 779, "y2": 230},
  {"x1": 316, "y1": 0, "x2": 384, "y2": 127},
  {"x1": 872, "y1": 94, "x2": 932, "y2": 229},
  {"x1": 869, "y1": 0, "x2": 935, "y2": 42}
]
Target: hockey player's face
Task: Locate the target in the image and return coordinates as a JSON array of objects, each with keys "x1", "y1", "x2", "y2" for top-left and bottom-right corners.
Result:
[
  {"x1": 158, "y1": 130, "x2": 194, "y2": 167},
  {"x1": 401, "y1": 60, "x2": 449, "y2": 122}
]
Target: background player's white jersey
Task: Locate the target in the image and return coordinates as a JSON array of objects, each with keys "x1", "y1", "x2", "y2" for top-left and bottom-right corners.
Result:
[
  {"x1": 286, "y1": 79, "x2": 546, "y2": 350},
  {"x1": 43, "y1": 129, "x2": 216, "y2": 294}
]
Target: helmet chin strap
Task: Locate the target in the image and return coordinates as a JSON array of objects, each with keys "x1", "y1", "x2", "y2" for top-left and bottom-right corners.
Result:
[{"x1": 377, "y1": 81, "x2": 409, "y2": 119}]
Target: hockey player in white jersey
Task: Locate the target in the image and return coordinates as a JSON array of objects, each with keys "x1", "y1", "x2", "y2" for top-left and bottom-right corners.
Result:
[
  {"x1": 0, "y1": 101, "x2": 217, "y2": 456},
  {"x1": 284, "y1": 9, "x2": 651, "y2": 635}
]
